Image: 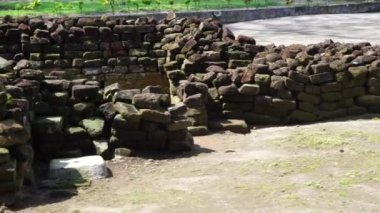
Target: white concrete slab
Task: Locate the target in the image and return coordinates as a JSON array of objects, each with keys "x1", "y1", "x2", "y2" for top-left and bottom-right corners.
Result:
[
  {"x1": 49, "y1": 155, "x2": 108, "y2": 181},
  {"x1": 227, "y1": 13, "x2": 380, "y2": 45}
]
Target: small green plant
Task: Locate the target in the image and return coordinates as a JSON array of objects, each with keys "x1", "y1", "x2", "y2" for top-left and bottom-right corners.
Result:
[
  {"x1": 169, "y1": 0, "x2": 174, "y2": 9},
  {"x1": 15, "y1": 3, "x2": 23, "y2": 16},
  {"x1": 24, "y1": 0, "x2": 41, "y2": 10},
  {"x1": 154, "y1": 0, "x2": 162, "y2": 10},
  {"x1": 244, "y1": 0, "x2": 252, "y2": 8},
  {"x1": 224, "y1": 0, "x2": 231, "y2": 8},
  {"x1": 142, "y1": 0, "x2": 153, "y2": 7},
  {"x1": 185, "y1": 0, "x2": 191, "y2": 10},
  {"x1": 100, "y1": 0, "x2": 119, "y2": 14},
  {"x1": 128, "y1": 0, "x2": 139, "y2": 10},
  {"x1": 285, "y1": 0, "x2": 293, "y2": 5},
  {"x1": 54, "y1": 2, "x2": 64, "y2": 14},
  {"x1": 78, "y1": 0, "x2": 84, "y2": 13},
  {"x1": 193, "y1": 0, "x2": 201, "y2": 8}
]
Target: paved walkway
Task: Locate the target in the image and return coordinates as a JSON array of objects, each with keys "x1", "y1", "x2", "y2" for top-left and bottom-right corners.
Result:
[{"x1": 227, "y1": 13, "x2": 380, "y2": 45}]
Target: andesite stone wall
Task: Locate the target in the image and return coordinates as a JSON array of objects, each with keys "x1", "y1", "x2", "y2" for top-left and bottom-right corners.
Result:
[{"x1": 1, "y1": 13, "x2": 380, "y2": 193}]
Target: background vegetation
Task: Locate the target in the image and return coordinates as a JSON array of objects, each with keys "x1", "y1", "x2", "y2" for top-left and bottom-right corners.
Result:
[
  {"x1": 0, "y1": 0, "x2": 280, "y2": 16},
  {"x1": 0, "y1": 0, "x2": 373, "y2": 16}
]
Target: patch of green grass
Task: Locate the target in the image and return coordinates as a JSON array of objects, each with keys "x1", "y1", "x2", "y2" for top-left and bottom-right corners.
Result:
[
  {"x1": 340, "y1": 130, "x2": 380, "y2": 143},
  {"x1": 0, "y1": 0, "x2": 280, "y2": 17},
  {"x1": 271, "y1": 130, "x2": 347, "y2": 149},
  {"x1": 124, "y1": 191, "x2": 159, "y2": 204},
  {"x1": 271, "y1": 128, "x2": 380, "y2": 150},
  {"x1": 261, "y1": 157, "x2": 322, "y2": 176}
]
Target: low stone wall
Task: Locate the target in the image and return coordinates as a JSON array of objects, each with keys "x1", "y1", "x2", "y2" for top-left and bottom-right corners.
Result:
[
  {"x1": 0, "y1": 16, "x2": 166, "y2": 76},
  {"x1": 202, "y1": 41, "x2": 380, "y2": 125},
  {"x1": 0, "y1": 79, "x2": 33, "y2": 193}
]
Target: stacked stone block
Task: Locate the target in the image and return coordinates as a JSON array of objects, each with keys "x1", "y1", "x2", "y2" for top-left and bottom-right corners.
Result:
[
  {"x1": 159, "y1": 15, "x2": 260, "y2": 132},
  {"x1": 0, "y1": 80, "x2": 33, "y2": 193},
  {"x1": 105, "y1": 84, "x2": 193, "y2": 152},
  {"x1": 0, "y1": 16, "x2": 165, "y2": 81}
]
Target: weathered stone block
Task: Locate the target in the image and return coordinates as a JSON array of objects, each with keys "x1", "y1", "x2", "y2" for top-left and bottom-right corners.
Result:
[
  {"x1": 284, "y1": 78, "x2": 304, "y2": 91},
  {"x1": 238, "y1": 84, "x2": 260, "y2": 95},
  {"x1": 319, "y1": 102, "x2": 337, "y2": 111},
  {"x1": 357, "y1": 95, "x2": 380, "y2": 106},
  {"x1": 321, "y1": 82, "x2": 342, "y2": 92},
  {"x1": 297, "y1": 92, "x2": 320, "y2": 104},
  {"x1": 271, "y1": 98, "x2": 296, "y2": 110},
  {"x1": 32, "y1": 116, "x2": 63, "y2": 135},
  {"x1": 132, "y1": 93, "x2": 169, "y2": 109},
  {"x1": 208, "y1": 119, "x2": 249, "y2": 134},
  {"x1": 342, "y1": 87, "x2": 365, "y2": 98},
  {"x1": 309, "y1": 72, "x2": 334, "y2": 84},
  {"x1": 348, "y1": 66, "x2": 368, "y2": 79},
  {"x1": 79, "y1": 117, "x2": 105, "y2": 139},
  {"x1": 167, "y1": 132, "x2": 193, "y2": 152},
  {"x1": 318, "y1": 109, "x2": 347, "y2": 120},
  {"x1": 140, "y1": 109, "x2": 171, "y2": 124},
  {"x1": 72, "y1": 85, "x2": 99, "y2": 101},
  {"x1": 311, "y1": 63, "x2": 331, "y2": 74},
  {"x1": 254, "y1": 74, "x2": 271, "y2": 86},
  {"x1": 321, "y1": 92, "x2": 342, "y2": 102},
  {"x1": 290, "y1": 110, "x2": 318, "y2": 122},
  {"x1": 299, "y1": 102, "x2": 317, "y2": 113},
  {"x1": 244, "y1": 112, "x2": 281, "y2": 125}
]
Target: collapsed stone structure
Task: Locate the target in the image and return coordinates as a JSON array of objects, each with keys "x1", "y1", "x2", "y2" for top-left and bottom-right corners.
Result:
[{"x1": 1, "y1": 13, "x2": 380, "y2": 193}]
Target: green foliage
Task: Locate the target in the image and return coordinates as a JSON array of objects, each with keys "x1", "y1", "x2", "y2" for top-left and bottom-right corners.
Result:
[
  {"x1": 142, "y1": 0, "x2": 153, "y2": 6},
  {"x1": 24, "y1": 0, "x2": 41, "y2": 10},
  {"x1": 15, "y1": 3, "x2": 23, "y2": 11},
  {"x1": 244, "y1": 0, "x2": 252, "y2": 7},
  {"x1": 78, "y1": 0, "x2": 84, "y2": 13},
  {"x1": 185, "y1": 0, "x2": 191, "y2": 9},
  {"x1": 54, "y1": 2, "x2": 64, "y2": 14},
  {"x1": 0, "y1": 0, "x2": 280, "y2": 16},
  {"x1": 285, "y1": 0, "x2": 293, "y2": 5},
  {"x1": 100, "y1": 0, "x2": 119, "y2": 14},
  {"x1": 154, "y1": 0, "x2": 162, "y2": 10}
]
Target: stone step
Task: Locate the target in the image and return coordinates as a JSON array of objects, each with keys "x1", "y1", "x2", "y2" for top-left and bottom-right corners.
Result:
[
  {"x1": 49, "y1": 155, "x2": 108, "y2": 181},
  {"x1": 208, "y1": 119, "x2": 250, "y2": 134}
]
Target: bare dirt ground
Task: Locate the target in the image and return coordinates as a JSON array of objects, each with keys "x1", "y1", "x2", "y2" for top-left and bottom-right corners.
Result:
[{"x1": 4, "y1": 115, "x2": 380, "y2": 213}]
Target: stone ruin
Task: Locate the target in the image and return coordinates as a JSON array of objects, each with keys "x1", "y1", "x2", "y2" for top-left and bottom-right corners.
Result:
[{"x1": 1, "y1": 13, "x2": 380, "y2": 195}]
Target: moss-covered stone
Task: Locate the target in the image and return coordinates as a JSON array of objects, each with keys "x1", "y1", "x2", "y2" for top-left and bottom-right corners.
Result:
[
  {"x1": 79, "y1": 117, "x2": 105, "y2": 139},
  {"x1": 0, "y1": 119, "x2": 30, "y2": 147},
  {"x1": 321, "y1": 92, "x2": 342, "y2": 102},
  {"x1": 297, "y1": 92, "x2": 320, "y2": 104},
  {"x1": 0, "y1": 147, "x2": 10, "y2": 163},
  {"x1": 348, "y1": 66, "x2": 368, "y2": 79}
]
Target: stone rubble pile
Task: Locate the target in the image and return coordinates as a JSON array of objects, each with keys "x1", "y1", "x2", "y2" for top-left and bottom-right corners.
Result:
[
  {"x1": 1, "y1": 13, "x2": 380, "y2": 194},
  {"x1": 25, "y1": 77, "x2": 193, "y2": 160},
  {"x1": 160, "y1": 14, "x2": 259, "y2": 133},
  {"x1": 159, "y1": 13, "x2": 380, "y2": 126},
  {"x1": 201, "y1": 41, "x2": 380, "y2": 125},
  {"x1": 105, "y1": 84, "x2": 194, "y2": 153}
]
